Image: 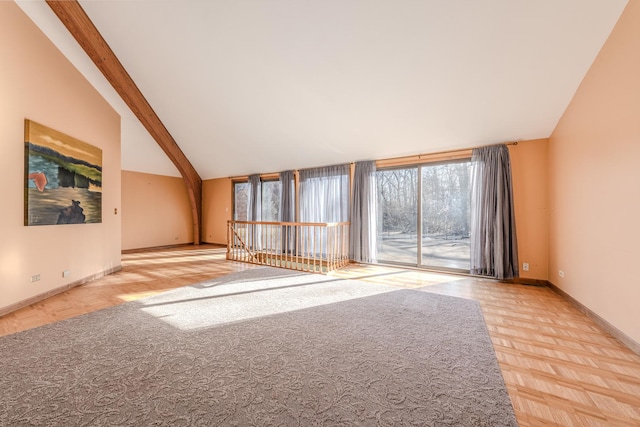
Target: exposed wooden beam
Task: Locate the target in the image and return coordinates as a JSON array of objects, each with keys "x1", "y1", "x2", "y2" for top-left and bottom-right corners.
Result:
[{"x1": 46, "y1": 0, "x2": 202, "y2": 244}]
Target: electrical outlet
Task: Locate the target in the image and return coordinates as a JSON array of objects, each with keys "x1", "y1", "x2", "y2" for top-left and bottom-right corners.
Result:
[
  {"x1": 522, "y1": 262, "x2": 529, "y2": 272},
  {"x1": 559, "y1": 270, "x2": 565, "y2": 278},
  {"x1": 31, "y1": 274, "x2": 40, "y2": 283},
  {"x1": 63, "y1": 270, "x2": 71, "y2": 278}
]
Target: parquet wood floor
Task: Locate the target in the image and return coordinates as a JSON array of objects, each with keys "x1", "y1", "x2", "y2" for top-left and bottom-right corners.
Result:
[{"x1": 1, "y1": 245, "x2": 639, "y2": 426}]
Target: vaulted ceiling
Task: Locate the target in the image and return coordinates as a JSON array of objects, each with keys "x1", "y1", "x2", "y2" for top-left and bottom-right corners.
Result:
[{"x1": 17, "y1": 0, "x2": 627, "y2": 180}]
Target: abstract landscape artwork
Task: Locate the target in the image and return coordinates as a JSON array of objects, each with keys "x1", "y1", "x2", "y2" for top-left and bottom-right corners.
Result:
[{"x1": 24, "y1": 120, "x2": 102, "y2": 226}]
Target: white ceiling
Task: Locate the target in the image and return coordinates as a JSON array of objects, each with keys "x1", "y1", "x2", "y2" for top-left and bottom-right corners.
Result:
[{"x1": 18, "y1": 0, "x2": 627, "y2": 180}]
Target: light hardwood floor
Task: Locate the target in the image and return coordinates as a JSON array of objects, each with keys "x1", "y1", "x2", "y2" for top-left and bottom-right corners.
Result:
[{"x1": 1, "y1": 245, "x2": 639, "y2": 426}]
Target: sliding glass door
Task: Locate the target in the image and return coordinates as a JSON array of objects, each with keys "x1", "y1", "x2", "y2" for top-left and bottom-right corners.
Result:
[{"x1": 377, "y1": 160, "x2": 471, "y2": 272}]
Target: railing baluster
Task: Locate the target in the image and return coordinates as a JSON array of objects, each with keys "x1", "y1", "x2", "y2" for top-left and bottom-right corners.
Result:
[
  {"x1": 318, "y1": 225, "x2": 322, "y2": 273},
  {"x1": 284, "y1": 224, "x2": 288, "y2": 268},
  {"x1": 314, "y1": 225, "x2": 318, "y2": 273},
  {"x1": 338, "y1": 225, "x2": 341, "y2": 268},
  {"x1": 298, "y1": 223, "x2": 301, "y2": 271},
  {"x1": 340, "y1": 224, "x2": 344, "y2": 267},
  {"x1": 313, "y1": 225, "x2": 317, "y2": 273},
  {"x1": 273, "y1": 223, "x2": 277, "y2": 267},
  {"x1": 266, "y1": 223, "x2": 270, "y2": 266},
  {"x1": 304, "y1": 225, "x2": 308, "y2": 272},
  {"x1": 279, "y1": 224, "x2": 283, "y2": 268},
  {"x1": 303, "y1": 225, "x2": 308, "y2": 272},
  {"x1": 338, "y1": 224, "x2": 341, "y2": 268},
  {"x1": 332, "y1": 224, "x2": 336, "y2": 271},
  {"x1": 330, "y1": 224, "x2": 334, "y2": 271},
  {"x1": 310, "y1": 225, "x2": 318, "y2": 273},
  {"x1": 307, "y1": 226, "x2": 312, "y2": 272}
]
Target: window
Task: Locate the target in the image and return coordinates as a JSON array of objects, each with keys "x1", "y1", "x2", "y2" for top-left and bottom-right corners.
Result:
[
  {"x1": 233, "y1": 179, "x2": 282, "y2": 222},
  {"x1": 233, "y1": 182, "x2": 249, "y2": 221},
  {"x1": 261, "y1": 180, "x2": 281, "y2": 222}
]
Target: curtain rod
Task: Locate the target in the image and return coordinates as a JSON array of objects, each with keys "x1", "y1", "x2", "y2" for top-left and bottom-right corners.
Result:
[
  {"x1": 228, "y1": 140, "x2": 519, "y2": 180},
  {"x1": 433, "y1": 139, "x2": 519, "y2": 156},
  {"x1": 386, "y1": 140, "x2": 519, "y2": 163}
]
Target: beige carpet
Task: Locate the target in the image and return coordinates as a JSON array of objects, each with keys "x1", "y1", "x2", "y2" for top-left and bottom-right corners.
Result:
[{"x1": 0, "y1": 267, "x2": 517, "y2": 426}]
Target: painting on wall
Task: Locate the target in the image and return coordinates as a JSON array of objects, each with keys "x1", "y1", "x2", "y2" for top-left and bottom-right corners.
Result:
[{"x1": 24, "y1": 119, "x2": 102, "y2": 226}]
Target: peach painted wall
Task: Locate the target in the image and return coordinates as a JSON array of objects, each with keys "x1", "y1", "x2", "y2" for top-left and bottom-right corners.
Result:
[
  {"x1": 549, "y1": 1, "x2": 640, "y2": 343},
  {"x1": 0, "y1": 3, "x2": 121, "y2": 310},
  {"x1": 121, "y1": 171, "x2": 193, "y2": 250},
  {"x1": 509, "y1": 139, "x2": 549, "y2": 280},
  {"x1": 202, "y1": 178, "x2": 233, "y2": 244}
]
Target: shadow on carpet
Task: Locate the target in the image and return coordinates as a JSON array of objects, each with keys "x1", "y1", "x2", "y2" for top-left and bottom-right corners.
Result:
[{"x1": 0, "y1": 267, "x2": 517, "y2": 426}]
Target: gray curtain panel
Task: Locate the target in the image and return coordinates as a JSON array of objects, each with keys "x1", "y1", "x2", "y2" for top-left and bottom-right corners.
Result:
[
  {"x1": 247, "y1": 174, "x2": 262, "y2": 249},
  {"x1": 470, "y1": 144, "x2": 519, "y2": 279},
  {"x1": 349, "y1": 161, "x2": 377, "y2": 263},
  {"x1": 279, "y1": 170, "x2": 295, "y2": 222},
  {"x1": 279, "y1": 170, "x2": 296, "y2": 254},
  {"x1": 247, "y1": 174, "x2": 261, "y2": 222}
]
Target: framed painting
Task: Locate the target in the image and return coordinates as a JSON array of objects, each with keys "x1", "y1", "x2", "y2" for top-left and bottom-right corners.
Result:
[{"x1": 24, "y1": 120, "x2": 102, "y2": 226}]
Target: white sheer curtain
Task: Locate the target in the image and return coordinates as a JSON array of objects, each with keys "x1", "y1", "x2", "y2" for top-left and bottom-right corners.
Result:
[
  {"x1": 350, "y1": 161, "x2": 377, "y2": 263},
  {"x1": 299, "y1": 164, "x2": 349, "y2": 222},
  {"x1": 299, "y1": 164, "x2": 349, "y2": 257},
  {"x1": 470, "y1": 144, "x2": 518, "y2": 279}
]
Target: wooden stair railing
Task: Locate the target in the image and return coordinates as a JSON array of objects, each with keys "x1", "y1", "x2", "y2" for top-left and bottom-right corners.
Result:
[{"x1": 227, "y1": 220, "x2": 350, "y2": 273}]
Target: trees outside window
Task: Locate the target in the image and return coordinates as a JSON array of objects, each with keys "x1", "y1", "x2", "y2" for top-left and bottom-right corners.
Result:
[
  {"x1": 261, "y1": 180, "x2": 281, "y2": 222},
  {"x1": 233, "y1": 182, "x2": 249, "y2": 221}
]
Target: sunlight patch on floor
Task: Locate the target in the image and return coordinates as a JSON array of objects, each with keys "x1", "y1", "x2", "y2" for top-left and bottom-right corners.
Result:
[
  {"x1": 136, "y1": 272, "x2": 396, "y2": 331},
  {"x1": 117, "y1": 291, "x2": 165, "y2": 302},
  {"x1": 330, "y1": 264, "x2": 468, "y2": 289}
]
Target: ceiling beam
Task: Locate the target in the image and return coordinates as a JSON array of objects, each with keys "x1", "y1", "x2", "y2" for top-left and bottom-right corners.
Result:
[{"x1": 46, "y1": 0, "x2": 202, "y2": 244}]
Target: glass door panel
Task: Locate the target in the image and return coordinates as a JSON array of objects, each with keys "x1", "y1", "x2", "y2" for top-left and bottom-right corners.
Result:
[
  {"x1": 420, "y1": 161, "x2": 471, "y2": 270},
  {"x1": 376, "y1": 167, "x2": 418, "y2": 264}
]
